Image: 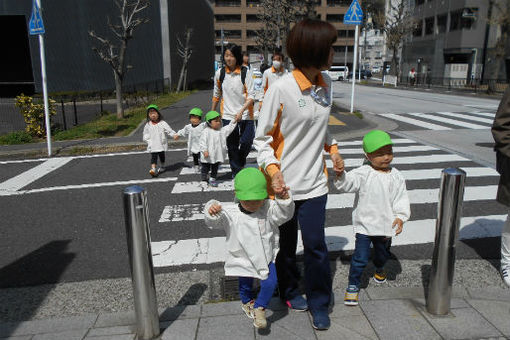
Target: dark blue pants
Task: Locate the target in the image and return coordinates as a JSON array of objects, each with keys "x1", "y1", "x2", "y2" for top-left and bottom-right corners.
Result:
[
  {"x1": 222, "y1": 119, "x2": 254, "y2": 177},
  {"x1": 275, "y1": 194, "x2": 331, "y2": 313},
  {"x1": 348, "y1": 233, "x2": 391, "y2": 289},
  {"x1": 238, "y1": 262, "x2": 277, "y2": 309}
]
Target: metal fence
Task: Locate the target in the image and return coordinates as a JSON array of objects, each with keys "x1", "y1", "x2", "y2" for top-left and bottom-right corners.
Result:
[
  {"x1": 395, "y1": 75, "x2": 509, "y2": 95},
  {"x1": 0, "y1": 79, "x2": 168, "y2": 136}
]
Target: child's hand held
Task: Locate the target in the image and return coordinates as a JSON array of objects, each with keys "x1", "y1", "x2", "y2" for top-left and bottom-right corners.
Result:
[
  {"x1": 203, "y1": 151, "x2": 209, "y2": 158},
  {"x1": 208, "y1": 204, "x2": 222, "y2": 216},
  {"x1": 173, "y1": 135, "x2": 179, "y2": 140},
  {"x1": 392, "y1": 218, "x2": 403, "y2": 236}
]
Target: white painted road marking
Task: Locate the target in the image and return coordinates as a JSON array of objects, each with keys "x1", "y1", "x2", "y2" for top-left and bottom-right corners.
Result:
[
  {"x1": 380, "y1": 114, "x2": 451, "y2": 130},
  {"x1": 407, "y1": 112, "x2": 487, "y2": 129},
  {"x1": 151, "y1": 215, "x2": 506, "y2": 267},
  {"x1": 435, "y1": 112, "x2": 494, "y2": 124},
  {"x1": 0, "y1": 157, "x2": 72, "y2": 193}
]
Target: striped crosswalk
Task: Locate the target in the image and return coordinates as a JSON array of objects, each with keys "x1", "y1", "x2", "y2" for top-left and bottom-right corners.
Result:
[{"x1": 380, "y1": 111, "x2": 495, "y2": 130}]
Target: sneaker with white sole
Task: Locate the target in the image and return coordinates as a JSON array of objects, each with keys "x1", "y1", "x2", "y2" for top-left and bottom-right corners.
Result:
[
  {"x1": 344, "y1": 285, "x2": 359, "y2": 306},
  {"x1": 285, "y1": 295, "x2": 308, "y2": 311},
  {"x1": 194, "y1": 165, "x2": 200, "y2": 174},
  {"x1": 209, "y1": 177, "x2": 218, "y2": 187},
  {"x1": 241, "y1": 300, "x2": 254, "y2": 319},
  {"x1": 251, "y1": 306, "x2": 267, "y2": 329},
  {"x1": 502, "y1": 265, "x2": 510, "y2": 287},
  {"x1": 149, "y1": 168, "x2": 157, "y2": 177},
  {"x1": 373, "y1": 269, "x2": 387, "y2": 284},
  {"x1": 157, "y1": 167, "x2": 165, "y2": 174}
]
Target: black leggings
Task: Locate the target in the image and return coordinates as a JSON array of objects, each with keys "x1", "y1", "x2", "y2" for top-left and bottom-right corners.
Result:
[
  {"x1": 151, "y1": 152, "x2": 165, "y2": 165},
  {"x1": 192, "y1": 153, "x2": 200, "y2": 166},
  {"x1": 201, "y1": 162, "x2": 220, "y2": 181}
]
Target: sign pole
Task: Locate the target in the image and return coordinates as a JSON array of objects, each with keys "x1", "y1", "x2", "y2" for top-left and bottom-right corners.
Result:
[{"x1": 350, "y1": 25, "x2": 359, "y2": 113}]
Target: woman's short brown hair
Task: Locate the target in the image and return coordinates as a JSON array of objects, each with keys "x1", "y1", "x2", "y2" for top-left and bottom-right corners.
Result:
[{"x1": 286, "y1": 19, "x2": 337, "y2": 69}]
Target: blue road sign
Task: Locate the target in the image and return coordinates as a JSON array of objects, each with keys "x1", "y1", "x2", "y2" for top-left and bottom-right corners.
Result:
[
  {"x1": 343, "y1": 0, "x2": 363, "y2": 25},
  {"x1": 29, "y1": 0, "x2": 45, "y2": 35}
]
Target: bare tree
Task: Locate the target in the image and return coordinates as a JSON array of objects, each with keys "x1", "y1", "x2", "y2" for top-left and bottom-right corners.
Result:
[
  {"x1": 488, "y1": 0, "x2": 510, "y2": 92},
  {"x1": 176, "y1": 28, "x2": 193, "y2": 93},
  {"x1": 255, "y1": 0, "x2": 316, "y2": 60},
  {"x1": 89, "y1": 0, "x2": 149, "y2": 118},
  {"x1": 374, "y1": 0, "x2": 415, "y2": 77}
]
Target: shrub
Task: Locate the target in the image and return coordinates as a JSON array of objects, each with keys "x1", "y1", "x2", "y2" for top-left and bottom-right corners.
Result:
[
  {"x1": 15, "y1": 94, "x2": 57, "y2": 138},
  {"x1": 0, "y1": 131, "x2": 33, "y2": 145}
]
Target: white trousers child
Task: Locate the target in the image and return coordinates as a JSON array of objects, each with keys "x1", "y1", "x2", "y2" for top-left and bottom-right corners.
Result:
[{"x1": 502, "y1": 209, "x2": 510, "y2": 268}]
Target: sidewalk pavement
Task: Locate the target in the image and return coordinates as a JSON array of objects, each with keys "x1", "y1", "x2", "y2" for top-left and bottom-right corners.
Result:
[{"x1": 1, "y1": 285, "x2": 509, "y2": 339}]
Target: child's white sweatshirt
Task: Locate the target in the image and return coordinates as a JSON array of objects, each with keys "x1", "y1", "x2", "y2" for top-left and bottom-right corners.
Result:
[
  {"x1": 142, "y1": 120, "x2": 175, "y2": 152},
  {"x1": 334, "y1": 165, "x2": 411, "y2": 237},
  {"x1": 199, "y1": 121, "x2": 237, "y2": 163},
  {"x1": 203, "y1": 195, "x2": 295, "y2": 280},
  {"x1": 176, "y1": 122, "x2": 206, "y2": 156}
]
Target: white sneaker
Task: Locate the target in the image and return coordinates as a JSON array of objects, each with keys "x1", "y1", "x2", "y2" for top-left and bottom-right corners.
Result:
[
  {"x1": 194, "y1": 165, "x2": 200, "y2": 174},
  {"x1": 502, "y1": 265, "x2": 510, "y2": 287}
]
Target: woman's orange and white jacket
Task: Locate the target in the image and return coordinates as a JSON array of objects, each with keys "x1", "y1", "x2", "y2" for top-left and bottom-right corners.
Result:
[{"x1": 254, "y1": 69, "x2": 338, "y2": 200}]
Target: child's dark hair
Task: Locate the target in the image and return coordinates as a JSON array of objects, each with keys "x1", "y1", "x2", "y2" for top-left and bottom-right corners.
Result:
[{"x1": 146, "y1": 105, "x2": 162, "y2": 122}]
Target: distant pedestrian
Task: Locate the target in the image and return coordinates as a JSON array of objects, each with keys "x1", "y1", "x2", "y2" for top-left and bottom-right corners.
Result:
[
  {"x1": 199, "y1": 110, "x2": 241, "y2": 187},
  {"x1": 212, "y1": 44, "x2": 255, "y2": 177},
  {"x1": 333, "y1": 130, "x2": 410, "y2": 306},
  {"x1": 491, "y1": 87, "x2": 510, "y2": 287},
  {"x1": 409, "y1": 68, "x2": 416, "y2": 86},
  {"x1": 142, "y1": 104, "x2": 176, "y2": 177},
  {"x1": 204, "y1": 167, "x2": 295, "y2": 329},
  {"x1": 242, "y1": 51, "x2": 251, "y2": 70},
  {"x1": 174, "y1": 107, "x2": 206, "y2": 174},
  {"x1": 261, "y1": 50, "x2": 288, "y2": 95}
]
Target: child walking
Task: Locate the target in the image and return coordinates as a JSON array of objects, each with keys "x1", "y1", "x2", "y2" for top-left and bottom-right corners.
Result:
[
  {"x1": 199, "y1": 110, "x2": 241, "y2": 187},
  {"x1": 142, "y1": 104, "x2": 176, "y2": 177},
  {"x1": 333, "y1": 130, "x2": 411, "y2": 306},
  {"x1": 204, "y1": 167, "x2": 295, "y2": 328},
  {"x1": 174, "y1": 107, "x2": 205, "y2": 173}
]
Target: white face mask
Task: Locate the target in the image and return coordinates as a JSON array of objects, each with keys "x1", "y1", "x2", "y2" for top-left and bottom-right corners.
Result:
[{"x1": 272, "y1": 60, "x2": 281, "y2": 70}]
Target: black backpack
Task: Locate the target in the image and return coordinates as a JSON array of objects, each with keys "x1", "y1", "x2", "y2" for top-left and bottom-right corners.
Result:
[{"x1": 219, "y1": 66, "x2": 248, "y2": 88}]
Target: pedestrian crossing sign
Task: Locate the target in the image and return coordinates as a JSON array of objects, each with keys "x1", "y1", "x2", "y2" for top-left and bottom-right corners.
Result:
[
  {"x1": 29, "y1": 0, "x2": 45, "y2": 35},
  {"x1": 343, "y1": 0, "x2": 363, "y2": 25}
]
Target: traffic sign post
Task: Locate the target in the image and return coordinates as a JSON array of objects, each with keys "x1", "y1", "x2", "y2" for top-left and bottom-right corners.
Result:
[
  {"x1": 29, "y1": 0, "x2": 52, "y2": 156},
  {"x1": 343, "y1": 0, "x2": 363, "y2": 113}
]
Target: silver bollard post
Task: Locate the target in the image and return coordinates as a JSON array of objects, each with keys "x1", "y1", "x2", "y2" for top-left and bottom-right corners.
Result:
[
  {"x1": 426, "y1": 168, "x2": 466, "y2": 315},
  {"x1": 123, "y1": 186, "x2": 160, "y2": 339}
]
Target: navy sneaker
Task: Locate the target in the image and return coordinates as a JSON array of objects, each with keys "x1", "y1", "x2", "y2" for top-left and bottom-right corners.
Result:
[
  {"x1": 311, "y1": 310, "x2": 330, "y2": 330},
  {"x1": 285, "y1": 295, "x2": 308, "y2": 311}
]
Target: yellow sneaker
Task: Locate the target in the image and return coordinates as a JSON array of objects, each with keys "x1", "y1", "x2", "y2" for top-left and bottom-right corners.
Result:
[
  {"x1": 344, "y1": 286, "x2": 359, "y2": 306},
  {"x1": 241, "y1": 300, "x2": 254, "y2": 319},
  {"x1": 252, "y1": 306, "x2": 267, "y2": 329},
  {"x1": 373, "y1": 270, "x2": 387, "y2": 284}
]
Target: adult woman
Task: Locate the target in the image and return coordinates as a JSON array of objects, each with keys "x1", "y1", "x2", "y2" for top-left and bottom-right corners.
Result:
[
  {"x1": 254, "y1": 19, "x2": 344, "y2": 330},
  {"x1": 211, "y1": 44, "x2": 255, "y2": 177}
]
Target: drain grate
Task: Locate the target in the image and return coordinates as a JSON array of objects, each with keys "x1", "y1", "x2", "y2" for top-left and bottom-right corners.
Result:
[{"x1": 221, "y1": 276, "x2": 260, "y2": 300}]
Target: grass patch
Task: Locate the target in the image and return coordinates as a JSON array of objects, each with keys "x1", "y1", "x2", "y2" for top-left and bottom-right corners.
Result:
[
  {"x1": 52, "y1": 91, "x2": 192, "y2": 141},
  {"x1": 0, "y1": 131, "x2": 33, "y2": 145},
  {"x1": 353, "y1": 110, "x2": 363, "y2": 119}
]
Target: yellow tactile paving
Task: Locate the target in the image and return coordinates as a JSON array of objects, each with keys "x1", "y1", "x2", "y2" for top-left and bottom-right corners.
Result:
[{"x1": 329, "y1": 115, "x2": 345, "y2": 125}]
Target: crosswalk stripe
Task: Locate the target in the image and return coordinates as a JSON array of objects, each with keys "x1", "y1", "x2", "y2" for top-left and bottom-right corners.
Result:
[
  {"x1": 0, "y1": 157, "x2": 72, "y2": 193},
  {"x1": 327, "y1": 154, "x2": 468, "y2": 168},
  {"x1": 407, "y1": 112, "x2": 487, "y2": 129},
  {"x1": 161, "y1": 181, "x2": 498, "y2": 222},
  {"x1": 151, "y1": 215, "x2": 506, "y2": 267},
  {"x1": 380, "y1": 113, "x2": 451, "y2": 130},
  {"x1": 337, "y1": 138, "x2": 416, "y2": 146},
  {"x1": 435, "y1": 112, "x2": 494, "y2": 124},
  {"x1": 469, "y1": 112, "x2": 496, "y2": 118},
  {"x1": 338, "y1": 145, "x2": 438, "y2": 154}
]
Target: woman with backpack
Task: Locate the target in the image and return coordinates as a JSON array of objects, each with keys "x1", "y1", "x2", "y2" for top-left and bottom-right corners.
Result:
[{"x1": 211, "y1": 43, "x2": 255, "y2": 177}]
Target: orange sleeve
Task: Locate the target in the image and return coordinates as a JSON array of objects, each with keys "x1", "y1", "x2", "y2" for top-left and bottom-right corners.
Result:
[
  {"x1": 324, "y1": 143, "x2": 339, "y2": 155},
  {"x1": 265, "y1": 164, "x2": 280, "y2": 177}
]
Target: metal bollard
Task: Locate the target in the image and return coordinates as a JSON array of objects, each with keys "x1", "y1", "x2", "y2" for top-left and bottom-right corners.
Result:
[
  {"x1": 426, "y1": 168, "x2": 466, "y2": 315},
  {"x1": 123, "y1": 186, "x2": 160, "y2": 339}
]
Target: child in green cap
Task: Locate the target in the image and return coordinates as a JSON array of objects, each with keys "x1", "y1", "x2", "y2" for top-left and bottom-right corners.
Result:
[
  {"x1": 333, "y1": 130, "x2": 410, "y2": 306},
  {"x1": 204, "y1": 167, "x2": 294, "y2": 329},
  {"x1": 174, "y1": 107, "x2": 206, "y2": 173},
  {"x1": 199, "y1": 110, "x2": 241, "y2": 187},
  {"x1": 142, "y1": 104, "x2": 176, "y2": 177}
]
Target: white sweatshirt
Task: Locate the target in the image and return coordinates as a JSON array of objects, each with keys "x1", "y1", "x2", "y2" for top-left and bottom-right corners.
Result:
[
  {"x1": 199, "y1": 121, "x2": 237, "y2": 163},
  {"x1": 176, "y1": 122, "x2": 206, "y2": 155},
  {"x1": 333, "y1": 165, "x2": 411, "y2": 237},
  {"x1": 142, "y1": 120, "x2": 175, "y2": 152},
  {"x1": 254, "y1": 69, "x2": 338, "y2": 200},
  {"x1": 203, "y1": 196, "x2": 295, "y2": 279},
  {"x1": 261, "y1": 66, "x2": 288, "y2": 95},
  {"x1": 212, "y1": 66, "x2": 255, "y2": 121}
]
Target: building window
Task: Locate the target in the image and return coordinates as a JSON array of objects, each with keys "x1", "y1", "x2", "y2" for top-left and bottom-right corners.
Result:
[
  {"x1": 436, "y1": 14, "x2": 447, "y2": 34},
  {"x1": 215, "y1": 30, "x2": 241, "y2": 39},
  {"x1": 246, "y1": 0, "x2": 261, "y2": 6},
  {"x1": 337, "y1": 30, "x2": 347, "y2": 37},
  {"x1": 424, "y1": 17, "x2": 434, "y2": 35},
  {"x1": 247, "y1": 45, "x2": 259, "y2": 54},
  {"x1": 215, "y1": 14, "x2": 241, "y2": 22},
  {"x1": 450, "y1": 10, "x2": 461, "y2": 31},
  {"x1": 326, "y1": 14, "x2": 344, "y2": 23},
  {"x1": 214, "y1": 0, "x2": 241, "y2": 6},
  {"x1": 461, "y1": 8, "x2": 477, "y2": 30},
  {"x1": 246, "y1": 14, "x2": 259, "y2": 22},
  {"x1": 333, "y1": 45, "x2": 351, "y2": 52},
  {"x1": 413, "y1": 20, "x2": 423, "y2": 37},
  {"x1": 246, "y1": 30, "x2": 258, "y2": 38},
  {"x1": 416, "y1": 0, "x2": 425, "y2": 5},
  {"x1": 347, "y1": 29, "x2": 355, "y2": 37},
  {"x1": 327, "y1": 0, "x2": 350, "y2": 6}
]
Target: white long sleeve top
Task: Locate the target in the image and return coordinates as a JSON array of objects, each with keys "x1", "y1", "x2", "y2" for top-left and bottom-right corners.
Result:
[
  {"x1": 333, "y1": 165, "x2": 411, "y2": 237},
  {"x1": 142, "y1": 120, "x2": 175, "y2": 152},
  {"x1": 199, "y1": 121, "x2": 237, "y2": 163},
  {"x1": 254, "y1": 69, "x2": 338, "y2": 200},
  {"x1": 203, "y1": 196, "x2": 295, "y2": 280},
  {"x1": 212, "y1": 66, "x2": 255, "y2": 121},
  {"x1": 176, "y1": 122, "x2": 206, "y2": 155},
  {"x1": 261, "y1": 66, "x2": 288, "y2": 95}
]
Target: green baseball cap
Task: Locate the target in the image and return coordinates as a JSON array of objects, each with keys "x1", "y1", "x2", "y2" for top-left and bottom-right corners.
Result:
[
  {"x1": 189, "y1": 107, "x2": 203, "y2": 117},
  {"x1": 205, "y1": 110, "x2": 221, "y2": 122},
  {"x1": 362, "y1": 130, "x2": 393, "y2": 153},
  {"x1": 147, "y1": 104, "x2": 159, "y2": 112},
  {"x1": 234, "y1": 168, "x2": 268, "y2": 201}
]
